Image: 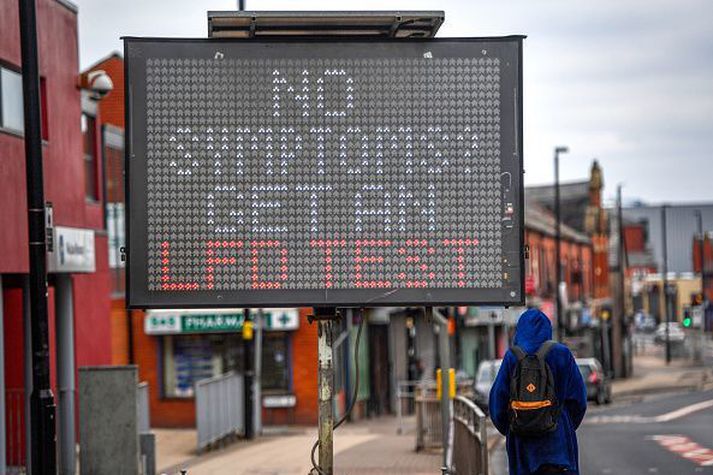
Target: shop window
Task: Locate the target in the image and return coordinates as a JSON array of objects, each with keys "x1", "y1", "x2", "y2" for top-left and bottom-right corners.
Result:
[
  {"x1": 81, "y1": 113, "x2": 99, "y2": 201},
  {"x1": 1, "y1": 66, "x2": 24, "y2": 133},
  {"x1": 262, "y1": 333, "x2": 290, "y2": 392},
  {"x1": 162, "y1": 334, "x2": 244, "y2": 398}
]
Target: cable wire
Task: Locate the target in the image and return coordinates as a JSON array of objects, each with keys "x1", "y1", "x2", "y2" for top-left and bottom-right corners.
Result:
[{"x1": 310, "y1": 310, "x2": 365, "y2": 475}]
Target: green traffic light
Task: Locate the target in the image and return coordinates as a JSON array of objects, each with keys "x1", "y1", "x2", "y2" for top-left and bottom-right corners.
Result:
[{"x1": 683, "y1": 317, "x2": 692, "y2": 328}]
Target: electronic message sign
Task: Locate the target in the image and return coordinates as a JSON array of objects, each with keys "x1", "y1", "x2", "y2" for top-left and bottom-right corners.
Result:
[{"x1": 125, "y1": 37, "x2": 524, "y2": 308}]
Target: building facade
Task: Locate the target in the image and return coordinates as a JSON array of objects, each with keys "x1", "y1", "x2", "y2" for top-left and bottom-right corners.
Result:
[
  {"x1": 526, "y1": 161, "x2": 610, "y2": 303},
  {"x1": 1, "y1": 0, "x2": 113, "y2": 471}
]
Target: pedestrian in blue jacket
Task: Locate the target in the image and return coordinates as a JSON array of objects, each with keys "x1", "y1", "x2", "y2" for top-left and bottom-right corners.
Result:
[{"x1": 489, "y1": 309, "x2": 587, "y2": 474}]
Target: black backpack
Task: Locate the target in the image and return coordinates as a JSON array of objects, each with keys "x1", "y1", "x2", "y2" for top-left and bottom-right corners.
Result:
[{"x1": 508, "y1": 340, "x2": 560, "y2": 437}]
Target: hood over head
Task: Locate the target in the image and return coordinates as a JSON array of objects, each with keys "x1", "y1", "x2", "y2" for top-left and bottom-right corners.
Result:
[{"x1": 513, "y1": 308, "x2": 553, "y2": 354}]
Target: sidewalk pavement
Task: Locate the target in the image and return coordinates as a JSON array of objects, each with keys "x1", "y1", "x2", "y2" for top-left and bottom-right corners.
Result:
[
  {"x1": 154, "y1": 353, "x2": 711, "y2": 474},
  {"x1": 156, "y1": 415, "x2": 442, "y2": 475},
  {"x1": 612, "y1": 353, "x2": 713, "y2": 399}
]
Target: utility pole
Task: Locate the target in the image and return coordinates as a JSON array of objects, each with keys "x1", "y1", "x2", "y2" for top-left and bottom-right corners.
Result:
[
  {"x1": 18, "y1": 0, "x2": 57, "y2": 472},
  {"x1": 612, "y1": 185, "x2": 625, "y2": 378},
  {"x1": 696, "y1": 210, "x2": 706, "y2": 344},
  {"x1": 554, "y1": 146, "x2": 569, "y2": 341},
  {"x1": 661, "y1": 205, "x2": 671, "y2": 364},
  {"x1": 238, "y1": 0, "x2": 245, "y2": 11}
]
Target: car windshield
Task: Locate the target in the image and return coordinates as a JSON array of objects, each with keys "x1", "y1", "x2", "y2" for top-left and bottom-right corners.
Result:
[
  {"x1": 578, "y1": 364, "x2": 592, "y2": 379},
  {"x1": 477, "y1": 362, "x2": 501, "y2": 383}
]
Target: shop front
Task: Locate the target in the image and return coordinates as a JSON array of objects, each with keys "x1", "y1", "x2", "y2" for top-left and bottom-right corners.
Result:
[{"x1": 136, "y1": 307, "x2": 315, "y2": 428}]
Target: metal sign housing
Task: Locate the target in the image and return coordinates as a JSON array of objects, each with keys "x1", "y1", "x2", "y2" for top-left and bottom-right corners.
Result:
[{"x1": 125, "y1": 37, "x2": 524, "y2": 308}]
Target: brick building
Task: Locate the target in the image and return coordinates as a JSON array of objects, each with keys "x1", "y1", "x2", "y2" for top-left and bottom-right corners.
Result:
[
  {"x1": 523, "y1": 200, "x2": 593, "y2": 326},
  {"x1": 526, "y1": 160, "x2": 610, "y2": 304},
  {"x1": 1, "y1": 0, "x2": 112, "y2": 471}
]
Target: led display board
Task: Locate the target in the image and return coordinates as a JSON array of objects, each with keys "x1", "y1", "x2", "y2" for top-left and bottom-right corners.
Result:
[{"x1": 125, "y1": 37, "x2": 524, "y2": 308}]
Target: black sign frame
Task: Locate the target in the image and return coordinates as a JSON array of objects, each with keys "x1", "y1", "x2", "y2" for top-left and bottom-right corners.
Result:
[{"x1": 125, "y1": 36, "x2": 525, "y2": 309}]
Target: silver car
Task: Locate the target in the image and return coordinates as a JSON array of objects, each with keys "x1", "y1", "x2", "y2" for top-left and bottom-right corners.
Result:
[{"x1": 576, "y1": 357, "x2": 612, "y2": 405}]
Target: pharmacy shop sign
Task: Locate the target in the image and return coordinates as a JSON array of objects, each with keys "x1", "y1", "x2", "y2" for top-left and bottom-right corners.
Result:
[{"x1": 145, "y1": 308, "x2": 298, "y2": 335}]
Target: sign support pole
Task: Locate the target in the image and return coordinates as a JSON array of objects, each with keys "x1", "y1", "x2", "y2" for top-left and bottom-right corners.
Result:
[
  {"x1": 311, "y1": 307, "x2": 339, "y2": 475},
  {"x1": 430, "y1": 307, "x2": 452, "y2": 473},
  {"x1": 242, "y1": 309, "x2": 255, "y2": 439}
]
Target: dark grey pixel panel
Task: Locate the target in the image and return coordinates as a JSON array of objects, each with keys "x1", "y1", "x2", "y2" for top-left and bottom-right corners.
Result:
[{"x1": 126, "y1": 38, "x2": 524, "y2": 308}]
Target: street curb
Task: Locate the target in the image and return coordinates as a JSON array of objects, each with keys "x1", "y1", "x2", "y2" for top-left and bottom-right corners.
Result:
[
  {"x1": 612, "y1": 367, "x2": 713, "y2": 400},
  {"x1": 613, "y1": 382, "x2": 703, "y2": 400}
]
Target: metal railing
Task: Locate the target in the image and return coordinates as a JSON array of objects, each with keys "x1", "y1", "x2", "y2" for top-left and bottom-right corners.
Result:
[
  {"x1": 449, "y1": 395, "x2": 488, "y2": 475},
  {"x1": 415, "y1": 380, "x2": 442, "y2": 451},
  {"x1": 414, "y1": 379, "x2": 475, "y2": 451},
  {"x1": 195, "y1": 371, "x2": 244, "y2": 452},
  {"x1": 396, "y1": 380, "x2": 420, "y2": 434}
]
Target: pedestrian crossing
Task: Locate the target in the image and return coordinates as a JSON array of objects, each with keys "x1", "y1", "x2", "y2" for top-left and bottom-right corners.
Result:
[{"x1": 648, "y1": 435, "x2": 713, "y2": 467}]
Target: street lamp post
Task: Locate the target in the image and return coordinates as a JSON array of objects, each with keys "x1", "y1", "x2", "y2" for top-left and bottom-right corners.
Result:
[
  {"x1": 18, "y1": 0, "x2": 58, "y2": 472},
  {"x1": 554, "y1": 146, "x2": 569, "y2": 341},
  {"x1": 696, "y1": 210, "x2": 707, "y2": 331},
  {"x1": 661, "y1": 205, "x2": 671, "y2": 364}
]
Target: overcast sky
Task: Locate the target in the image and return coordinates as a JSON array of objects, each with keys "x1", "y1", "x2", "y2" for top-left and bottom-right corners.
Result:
[{"x1": 72, "y1": 0, "x2": 713, "y2": 205}]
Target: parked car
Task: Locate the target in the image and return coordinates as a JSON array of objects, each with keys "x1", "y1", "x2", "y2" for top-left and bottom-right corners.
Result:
[
  {"x1": 472, "y1": 359, "x2": 502, "y2": 414},
  {"x1": 635, "y1": 312, "x2": 657, "y2": 333},
  {"x1": 576, "y1": 358, "x2": 611, "y2": 405},
  {"x1": 654, "y1": 322, "x2": 686, "y2": 343}
]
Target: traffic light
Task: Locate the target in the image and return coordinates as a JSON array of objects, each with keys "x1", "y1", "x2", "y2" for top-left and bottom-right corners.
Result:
[{"x1": 683, "y1": 307, "x2": 693, "y2": 328}]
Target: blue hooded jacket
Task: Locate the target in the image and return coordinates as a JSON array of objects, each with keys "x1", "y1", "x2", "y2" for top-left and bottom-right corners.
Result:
[{"x1": 489, "y1": 309, "x2": 587, "y2": 475}]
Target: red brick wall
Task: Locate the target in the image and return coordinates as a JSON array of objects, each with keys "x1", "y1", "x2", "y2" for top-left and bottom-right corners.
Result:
[
  {"x1": 526, "y1": 228, "x2": 594, "y2": 303},
  {"x1": 109, "y1": 298, "x2": 129, "y2": 365},
  {"x1": 592, "y1": 235, "x2": 610, "y2": 299},
  {"x1": 693, "y1": 236, "x2": 713, "y2": 301},
  {"x1": 624, "y1": 225, "x2": 647, "y2": 253},
  {"x1": 290, "y1": 308, "x2": 318, "y2": 425}
]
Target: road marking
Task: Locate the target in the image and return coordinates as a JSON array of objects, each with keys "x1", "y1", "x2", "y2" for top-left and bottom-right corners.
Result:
[
  {"x1": 586, "y1": 399, "x2": 713, "y2": 425},
  {"x1": 586, "y1": 415, "x2": 649, "y2": 424},
  {"x1": 648, "y1": 435, "x2": 713, "y2": 467},
  {"x1": 654, "y1": 399, "x2": 713, "y2": 422}
]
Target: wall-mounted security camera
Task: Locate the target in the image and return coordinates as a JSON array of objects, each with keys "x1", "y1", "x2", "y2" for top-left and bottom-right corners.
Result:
[{"x1": 86, "y1": 70, "x2": 113, "y2": 100}]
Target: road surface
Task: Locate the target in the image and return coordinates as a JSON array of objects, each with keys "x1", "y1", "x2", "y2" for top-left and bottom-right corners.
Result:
[{"x1": 491, "y1": 389, "x2": 713, "y2": 474}]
